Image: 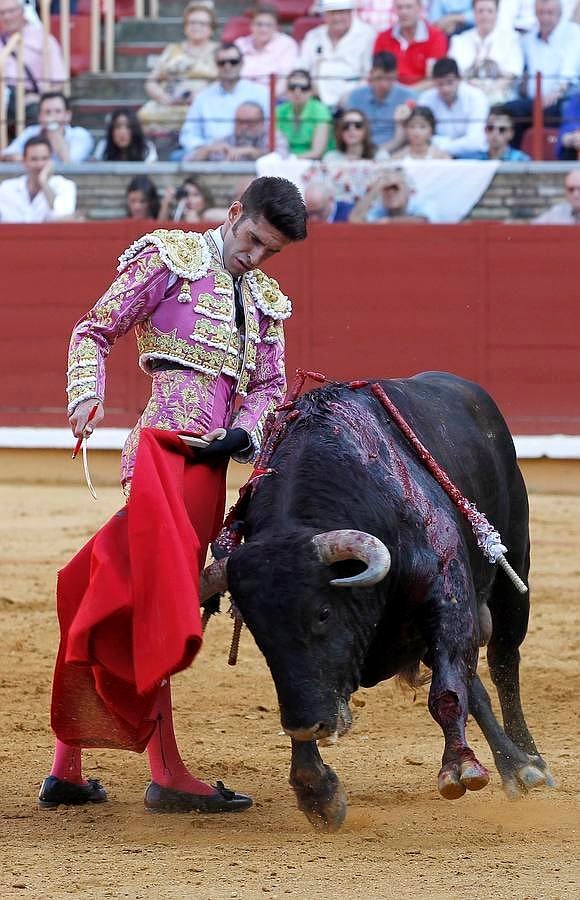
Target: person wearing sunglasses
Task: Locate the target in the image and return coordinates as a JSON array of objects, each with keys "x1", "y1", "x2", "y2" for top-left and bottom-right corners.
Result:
[
  {"x1": 177, "y1": 42, "x2": 269, "y2": 159},
  {"x1": 324, "y1": 109, "x2": 386, "y2": 162},
  {"x1": 461, "y1": 104, "x2": 530, "y2": 160},
  {"x1": 533, "y1": 169, "x2": 580, "y2": 223},
  {"x1": 276, "y1": 69, "x2": 332, "y2": 158}
]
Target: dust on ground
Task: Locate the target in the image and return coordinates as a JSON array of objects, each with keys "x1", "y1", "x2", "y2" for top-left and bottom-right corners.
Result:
[{"x1": 0, "y1": 484, "x2": 578, "y2": 899}]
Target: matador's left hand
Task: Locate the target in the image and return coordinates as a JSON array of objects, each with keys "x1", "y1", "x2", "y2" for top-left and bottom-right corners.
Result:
[{"x1": 195, "y1": 428, "x2": 251, "y2": 463}]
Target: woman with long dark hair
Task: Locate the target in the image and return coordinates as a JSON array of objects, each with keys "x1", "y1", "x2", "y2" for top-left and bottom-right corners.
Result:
[
  {"x1": 93, "y1": 109, "x2": 158, "y2": 162},
  {"x1": 125, "y1": 175, "x2": 161, "y2": 220},
  {"x1": 324, "y1": 109, "x2": 377, "y2": 162}
]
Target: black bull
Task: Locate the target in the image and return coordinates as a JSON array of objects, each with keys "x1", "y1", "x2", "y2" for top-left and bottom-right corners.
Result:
[{"x1": 203, "y1": 373, "x2": 554, "y2": 831}]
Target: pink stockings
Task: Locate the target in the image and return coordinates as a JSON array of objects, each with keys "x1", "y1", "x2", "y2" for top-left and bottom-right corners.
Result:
[{"x1": 50, "y1": 679, "x2": 214, "y2": 795}]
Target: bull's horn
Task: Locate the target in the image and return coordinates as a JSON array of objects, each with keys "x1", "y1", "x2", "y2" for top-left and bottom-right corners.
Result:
[
  {"x1": 199, "y1": 557, "x2": 229, "y2": 603},
  {"x1": 312, "y1": 530, "x2": 391, "y2": 588}
]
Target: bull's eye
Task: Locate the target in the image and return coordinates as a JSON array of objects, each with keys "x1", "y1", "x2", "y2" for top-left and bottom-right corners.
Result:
[{"x1": 318, "y1": 606, "x2": 330, "y2": 623}]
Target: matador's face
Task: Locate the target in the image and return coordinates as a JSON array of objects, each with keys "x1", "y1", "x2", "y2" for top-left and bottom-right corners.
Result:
[{"x1": 221, "y1": 202, "x2": 290, "y2": 277}]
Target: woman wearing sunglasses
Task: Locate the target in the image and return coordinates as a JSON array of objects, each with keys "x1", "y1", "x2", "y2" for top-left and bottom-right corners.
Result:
[
  {"x1": 276, "y1": 69, "x2": 332, "y2": 159},
  {"x1": 324, "y1": 109, "x2": 385, "y2": 163}
]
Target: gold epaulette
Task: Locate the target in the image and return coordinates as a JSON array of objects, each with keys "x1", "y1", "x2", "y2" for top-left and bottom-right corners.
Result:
[
  {"x1": 117, "y1": 229, "x2": 212, "y2": 281},
  {"x1": 246, "y1": 269, "x2": 292, "y2": 321}
]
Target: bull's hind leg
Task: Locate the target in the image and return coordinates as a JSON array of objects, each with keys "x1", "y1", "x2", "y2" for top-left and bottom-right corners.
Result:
[
  {"x1": 423, "y1": 575, "x2": 490, "y2": 800},
  {"x1": 486, "y1": 566, "x2": 554, "y2": 796}
]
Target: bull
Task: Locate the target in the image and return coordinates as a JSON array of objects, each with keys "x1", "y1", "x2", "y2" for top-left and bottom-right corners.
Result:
[{"x1": 202, "y1": 372, "x2": 553, "y2": 831}]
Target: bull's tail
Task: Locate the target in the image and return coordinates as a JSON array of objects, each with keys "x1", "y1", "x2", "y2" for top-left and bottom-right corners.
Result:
[{"x1": 397, "y1": 661, "x2": 432, "y2": 691}]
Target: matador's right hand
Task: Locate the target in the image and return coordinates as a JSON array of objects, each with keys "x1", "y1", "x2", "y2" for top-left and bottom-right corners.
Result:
[{"x1": 69, "y1": 399, "x2": 104, "y2": 439}]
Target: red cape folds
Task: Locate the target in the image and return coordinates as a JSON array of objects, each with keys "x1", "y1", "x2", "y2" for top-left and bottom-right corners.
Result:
[{"x1": 51, "y1": 429, "x2": 226, "y2": 752}]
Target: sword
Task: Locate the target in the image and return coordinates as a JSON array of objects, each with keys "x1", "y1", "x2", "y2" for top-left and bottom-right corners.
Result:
[{"x1": 72, "y1": 403, "x2": 99, "y2": 500}]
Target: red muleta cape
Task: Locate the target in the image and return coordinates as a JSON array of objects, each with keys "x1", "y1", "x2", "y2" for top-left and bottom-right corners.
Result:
[{"x1": 51, "y1": 429, "x2": 226, "y2": 752}]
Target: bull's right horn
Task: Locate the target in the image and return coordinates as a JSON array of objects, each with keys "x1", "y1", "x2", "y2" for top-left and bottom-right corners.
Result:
[
  {"x1": 312, "y1": 530, "x2": 391, "y2": 588},
  {"x1": 199, "y1": 557, "x2": 229, "y2": 603}
]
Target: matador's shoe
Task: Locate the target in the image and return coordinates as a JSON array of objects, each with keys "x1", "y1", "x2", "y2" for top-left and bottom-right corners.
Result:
[
  {"x1": 38, "y1": 775, "x2": 108, "y2": 809},
  {"x1": 144, "y1": 780, "x2": 253, "y2": 814}
]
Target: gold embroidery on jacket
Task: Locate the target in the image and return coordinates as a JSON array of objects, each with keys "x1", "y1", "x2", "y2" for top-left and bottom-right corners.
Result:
[
  {"x1": 191, "y1": 318, "x2": 232, "y2": 351},
  {"x1": 118, "y1": 230, "x2": 211, "y2": 282},
  {"x1": 194, "y1": 291, "x2": 234, "y2": 323},
  {"x1": 136, "y1": 320, "x2": 227, "y2": 376}
]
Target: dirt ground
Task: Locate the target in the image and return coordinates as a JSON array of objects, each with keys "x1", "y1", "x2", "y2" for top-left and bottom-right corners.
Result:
[{"x1": 0, "y1": 481, "x2": 578, "y2": 900}]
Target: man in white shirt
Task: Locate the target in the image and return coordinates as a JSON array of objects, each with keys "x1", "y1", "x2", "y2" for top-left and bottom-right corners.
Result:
[
  {"x1": 505, "y1": 0, "x2": 580, "y2": 145},
  {"x1": 1, "y1": 91, "x2": 93, "y2": 162},
  {"x1": 419, "y1": 57, "x2": 489, "y2": 155},
  {"x1": 0, "y1": 135, "x2": 76, "y2": 222},
  {"x1": 299, "y1": 0, "x2": 375, "y2": 108}
]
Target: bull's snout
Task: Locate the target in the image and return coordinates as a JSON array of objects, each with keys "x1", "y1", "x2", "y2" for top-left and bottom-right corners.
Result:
[{"x1": 284, "y1": 722, "x2": 336, "y2": 742}]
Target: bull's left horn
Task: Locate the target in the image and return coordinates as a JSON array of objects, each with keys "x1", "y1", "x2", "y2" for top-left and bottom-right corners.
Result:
[
  {"x1": 199, "y1": 557, "x2": 229, "y2": 603},
  {"x1": 312, "y1": 530, "x2": 391, "y2": 588}
]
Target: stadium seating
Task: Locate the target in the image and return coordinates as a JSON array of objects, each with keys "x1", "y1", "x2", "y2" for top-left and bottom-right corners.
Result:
[
  {"x1": 521, "y1": 127, "x2": 559, "y2": 161},
  {"x1": 292, "y1": 15, "x2": 323, "y2": 42},
  {"x1": 221, "y1": 14, "x2": 252, "y2": 43},
  {"x1": 273, "y1": 0, "x2": 313, "y2": 21}
]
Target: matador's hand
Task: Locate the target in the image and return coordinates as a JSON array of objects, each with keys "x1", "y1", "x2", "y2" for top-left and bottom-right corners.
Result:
[
  {"x1": 69, "y1": 399, "x2": 104, "y2": 439},
  {"x1": 195, "y1": 428, "x2": 251, "y2": 463}
]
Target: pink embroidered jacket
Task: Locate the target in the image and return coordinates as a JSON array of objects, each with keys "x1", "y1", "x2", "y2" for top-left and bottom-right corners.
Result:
[{"x1": 66, "y1": 229, "x2": 292, "y2": 460}]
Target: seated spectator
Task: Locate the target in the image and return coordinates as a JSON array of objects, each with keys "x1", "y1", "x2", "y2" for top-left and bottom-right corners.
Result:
[
  {"x1": 419, "y1": 57, "x2": 488, "y2": 154},
  {"x1": 138, "y1": 2, "x2": 218, "y2": 135},
  {"x1": 449, "y1": 0, "x2": 523, "y2": 103},
  {"x1": 533, "y1": 168, "x2": 580, "y2": 222},
  {"x1": 505, "y1": 0, "x2": 580, "y2": 147},
  {"x1": 374, "y1": 0, "x2": 448, "y2": 88},
  {"x1": 461, "y1": 104, "x2": 531, "y2": 158},
  {"x1": 276, "y1": 69, "x2": 332, "y2": 158},
  {"x1": 158, "y1": 176, "x2": 227, "y2": 222},
  {"x1": 178, "y1": 43, "x2": 269, "y2": 159},
  {"x1": 235, "y1": 4, "x2": 298, "y2": 96},
  {"x1": 347, "y1": 52, "x2": 416, "y2": 152},
  {"x1": 298, "y1": 0, "x2": 375, "y2": 109},
  {"x1": 93, "y1": 109, "x2": 158, "y2": 162},
  {"x1": 0, "y1": 0, "x2": 66, "y2": 122},
  {"x1": 391, "y1": 103, "x2": 451, "y2": 157},
  {"x1": 428, "y1": 0, "x2": 475, "y2": 36},
  {"x1": 349, "y1": 167, "x2": 433, "y2": 221},
  {"x1": 124, "y1": 175, "x2": 160, "y2": 220},
  {"x1": 558, "y1": 91, "x2": 580, "y2": 159},
  {"x1": 304, "y1": 180, "x2": 354, "y2": 221},
  {"x1": 0, "y1": 91, "x2": 93, "y2": 162},
  {"x1": 188, "y1": 101, "x2": 287, "y2": 160},
  {"x1": 0, "y1": 135, "x2": 76, "y2": 222},
  {"x1": 324, "y1": 108, "x2": 385, "y2": 161}
]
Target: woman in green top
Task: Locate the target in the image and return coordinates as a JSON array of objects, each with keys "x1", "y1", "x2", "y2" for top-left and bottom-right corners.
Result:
[{"x1": 276, "y1": 69, "x2": 332, "y2": 159}]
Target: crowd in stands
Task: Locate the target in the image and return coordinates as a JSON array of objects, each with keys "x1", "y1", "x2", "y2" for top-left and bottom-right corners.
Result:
[{"x1": 1, "y1": 0, "x2": 579, "y2": 224}]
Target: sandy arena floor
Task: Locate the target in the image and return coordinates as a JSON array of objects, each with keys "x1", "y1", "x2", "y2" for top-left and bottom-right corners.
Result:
[{"x1": 0, "y1": 482, "x2": 578, "y2": 900}]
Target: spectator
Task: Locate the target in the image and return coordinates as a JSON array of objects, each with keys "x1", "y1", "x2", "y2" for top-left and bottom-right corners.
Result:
[
  {"x1": 324, "y1": 108, "x2": 385, "y2": 160},
  {"x1": 235, "y1": 4, "x2": 298, "y2": 96},
  {"x1": 158, "y1": 176, "x2": 227, "y2": 222},
  {"x1": 124, "y1": 175, "x2": 160, "y2": 220},
  {"x1": 349, "y1": 167, "x2": 433, "y2": 221},
  {"x1": 0, "y1": 0, "x2": 66, "y2": 122},
  {"x1": 533, "y1": 168, "x2": 580, "y2": 221},
  {"x1": 0, "y1": 91, "x2": 93, "y2": 162},
  {"x1": 304, "y1": 181, "x2": 354, "y2": 221},
  {"x1": 0, "y1": 135, "x2": 76, "y2": 222},
  {"x1": 93, "y1": 109, "x2": 158, "y2": 162},
  {"x1": 138, "y1": 2, "x2": 218, "y2": 135},
  {"x1": 419, "y1": 56, "x2": 488, "y2": 154},
  {"x1": 449, "y1": 0, "x2": 524, "y2": 103},
  {"x1": 558, "y1": 91, "x2": 580, "y2": 159},
  {"x1": 357, "y1": 0, "x2": 397, "y2": 31},
  {"x1": 178, "y1": 43, "x2": 269, "y2": 159},
  {"x1": 347, "y1": 51, "x2": 416, "y2": 151},
  {"x1": 505, "y1": 0, "x2": 580, "y2": 147},
  {"x1": 188, "y1": 100, "x2": 287, "y2": 160},
  {"x1": 374, "y1": 0, "x2": 448, "y2": 88},
  {"x1": 276, "y1": 69, "x2": 332, "y2": 157},
  {"x1": 298, "y1": 0, "x2": 375, "y2": 109},
  {"x1": 428, "y1": 0, "x2": 475, "y2": 37},
  {"x1": 391, "y1": 103, "x2": 451, "y2": 157},
  {"x1": 461, "y1": 104, "x2": 531, "y2": 158}
]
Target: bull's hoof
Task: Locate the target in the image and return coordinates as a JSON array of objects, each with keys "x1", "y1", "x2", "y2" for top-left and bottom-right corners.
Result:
[
  {"x1": 438, "y1": 758, "x2": 490, "y2": 800},
  {"x1": 291, "y1": 767, "x2": 348, "y2": 832},
  {"x1": 502, "y1": 757, "x2": 556, "y2": 799}
]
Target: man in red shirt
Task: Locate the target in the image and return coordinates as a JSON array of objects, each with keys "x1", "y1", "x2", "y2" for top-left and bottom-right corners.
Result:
[{"x1": 374, "y1": 0, "x2": 447, "y2": 88}]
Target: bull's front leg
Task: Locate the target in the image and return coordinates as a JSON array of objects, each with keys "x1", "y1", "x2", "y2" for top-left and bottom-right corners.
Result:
[
  {"x1": 423, "y1": 571, "x2": 490, "y2": 800},
  {"x1": 289, "y1": 738, "x2": 347, "y2": 832}
]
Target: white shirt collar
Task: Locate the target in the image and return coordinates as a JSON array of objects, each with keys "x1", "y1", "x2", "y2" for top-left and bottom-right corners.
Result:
[{"x1": 207, "y1": 224, "x2": 225, "y2": 264}]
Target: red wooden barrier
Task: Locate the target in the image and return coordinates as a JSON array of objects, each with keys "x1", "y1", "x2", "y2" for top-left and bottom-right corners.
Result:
[{"x1": 1, "y1": 222, "x2": 579, "y2": 434}]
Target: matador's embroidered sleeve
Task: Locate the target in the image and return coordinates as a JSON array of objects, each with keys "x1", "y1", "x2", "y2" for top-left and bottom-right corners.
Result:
[
  {"x1": 66, "y1": 248, "x2": 169, "y2": 415},
  {"x1": 230, "y1": 315, "x2": 287, "y2": 463}
]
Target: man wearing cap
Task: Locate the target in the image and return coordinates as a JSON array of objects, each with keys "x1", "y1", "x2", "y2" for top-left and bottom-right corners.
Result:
[
  {"x1": 349, "y1": 168, "x2": 434, "y2": 222},
  {"x1": 298, "y1": 0, "x2": 375, "y2": 109}
]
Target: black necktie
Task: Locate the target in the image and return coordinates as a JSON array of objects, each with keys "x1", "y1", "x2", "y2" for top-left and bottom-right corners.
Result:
[{"x1": 234, "y1": 279, "x2": 244, "y2": 329}]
